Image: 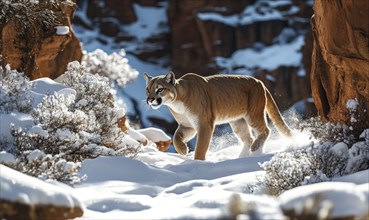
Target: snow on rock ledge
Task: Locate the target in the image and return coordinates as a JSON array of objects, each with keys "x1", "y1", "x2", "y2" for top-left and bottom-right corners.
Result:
[
  {"x1": 0, "y1": 165, "x2": 83, "y2": 219},
  {"x1": 137, "y1": 128, "x2": 171, "y2": 152},
  {"x1": 279, "y1": 182, "x2": 368, "y2": 219},
  {"x1": 118, "y1": 113, "x2": 171, "y2": 152}
]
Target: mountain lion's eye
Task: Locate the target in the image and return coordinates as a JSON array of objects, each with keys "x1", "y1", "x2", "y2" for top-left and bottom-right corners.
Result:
[{"x1": 157, "y1": 88, "x2": 164, "y2": 93}]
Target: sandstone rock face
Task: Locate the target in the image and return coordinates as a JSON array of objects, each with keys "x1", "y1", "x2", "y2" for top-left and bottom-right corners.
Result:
[
  {"x1": 0, "y1": 1, "x2": 82, "y2": 80},
  {"x1": 311, "y1": 0, "x2": 369, "y2": 132}
]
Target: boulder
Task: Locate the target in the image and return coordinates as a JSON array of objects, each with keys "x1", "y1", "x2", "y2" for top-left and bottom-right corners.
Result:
[
  {"x1": 0, "y1": 1, "x2": 82, "y2": 80},
  {"x1": 0, "y1": 201, "x2": 83, "y2": 220},
  {"x1": 0, "y1": 165, "x2": 83, "y2": 220},
  {"x1": 311, "y1": 0, "x2": 369, "y2": 133}
]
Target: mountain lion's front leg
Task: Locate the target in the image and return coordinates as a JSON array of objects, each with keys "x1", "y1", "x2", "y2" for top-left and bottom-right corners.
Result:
[
  {"x1": 173, "y1": 125, "x2": 196, "y2": 155},
  {"x1": 194, "y1": 122, "x2": 214, "y2": 160}
]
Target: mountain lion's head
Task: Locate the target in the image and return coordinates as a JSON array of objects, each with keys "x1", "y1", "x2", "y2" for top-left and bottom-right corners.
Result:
[{"x1": 144, "y1": 72, "x2": 177, "y2": 109}]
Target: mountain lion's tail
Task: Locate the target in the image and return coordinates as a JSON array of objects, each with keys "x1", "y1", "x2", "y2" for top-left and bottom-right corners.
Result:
[{"x1": 265, "y1": 89, "x2": 292, "y2": 137}]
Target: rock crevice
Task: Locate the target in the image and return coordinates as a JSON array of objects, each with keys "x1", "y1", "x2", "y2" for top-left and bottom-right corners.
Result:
[{"x1": 311, "y1": 0, "x2": 369, "y2": 132}]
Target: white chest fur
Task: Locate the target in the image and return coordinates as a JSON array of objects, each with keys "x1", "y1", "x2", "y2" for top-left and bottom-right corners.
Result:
[
  {"x1": 166, "y1": 101, "x2": 187, "y2": 114},
  {"x1": 166, "y1": 101, "x2": 200, "y2": 129}
]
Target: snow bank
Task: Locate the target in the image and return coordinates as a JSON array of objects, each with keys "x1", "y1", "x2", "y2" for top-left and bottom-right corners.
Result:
[
  {"x1": 333, "y1": 169, "x2": 369, "y2": 185},
  {"x1": 74, "y1": 153, "x2": 275, "y2": 219},
  {"x1": 279, "y1": 182, "x2": 368, "y2": 218},
  {"x1": 0, "y1": 165, "x2": 82, "y2": 208},
  {"x1": 74, "y1": 147, "x2": 369, "y2": 219}
]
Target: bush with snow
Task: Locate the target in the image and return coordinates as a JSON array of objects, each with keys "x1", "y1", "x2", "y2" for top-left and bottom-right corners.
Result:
[
  {"x1": 298, "y1": 117, "x2": 357, "y2": 146},
  {"x1": 81, "y1": 49, "x2": 139, "y2": 86},
  {"x1": 260, "y1": 124, "x2": 369, "y2": 195},
  {"x1": 260, "y1": 145, "x2": 319, "y2": 195},
  {"x1": 347, "y1": 130, "x2": 369, "y2": 173},
  {"x1": 0, "y1": 65, "x2": 32, "y2": 113},
  {"x1": 1, "y1": 63, "x2": 140, "y2": 184}
]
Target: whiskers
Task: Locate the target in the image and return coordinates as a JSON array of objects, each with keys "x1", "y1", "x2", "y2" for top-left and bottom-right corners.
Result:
[{"x1": 141, "y1": 99, "x2": 151, "y2": 111}]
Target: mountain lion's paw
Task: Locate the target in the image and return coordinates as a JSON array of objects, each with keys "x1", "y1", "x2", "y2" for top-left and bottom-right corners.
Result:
[{"x1": 174, "y1": 143, "x2": 189, "y2": 155}]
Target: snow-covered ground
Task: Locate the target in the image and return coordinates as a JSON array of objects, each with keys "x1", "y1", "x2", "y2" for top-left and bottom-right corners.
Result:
[
  {"x1": 1, "y1": 74, "x2": 367, "y2": 219},
  {"x1": 74, "y1": 144, "x2": 368, "y2": 219}
]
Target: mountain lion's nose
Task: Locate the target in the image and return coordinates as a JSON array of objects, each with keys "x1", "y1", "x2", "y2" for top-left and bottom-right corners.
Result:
[{"x1": 147, "y1": 98, "x2": 155, "y2": 104}]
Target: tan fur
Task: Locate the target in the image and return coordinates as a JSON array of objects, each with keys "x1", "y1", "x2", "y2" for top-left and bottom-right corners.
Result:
[{"x1": 144, "y1": 72, "x2": 292, "y2": 160}]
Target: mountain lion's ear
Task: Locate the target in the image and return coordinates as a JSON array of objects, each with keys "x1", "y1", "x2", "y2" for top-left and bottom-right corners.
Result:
[
  {"x1": 165, "y1": 71, "x2": 175, "y2": 85},
  {"x1": 144, "y1": 72, "x2": 152, "y2": 82}
]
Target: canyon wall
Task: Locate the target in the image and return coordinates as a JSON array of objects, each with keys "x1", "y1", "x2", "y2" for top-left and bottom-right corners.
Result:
[
  {"x1": 311, "y1": 0, "x2": 369, "y2": 133},
  {"x1": 74, "y1": 0, "x2": 315, "y2": 113}
]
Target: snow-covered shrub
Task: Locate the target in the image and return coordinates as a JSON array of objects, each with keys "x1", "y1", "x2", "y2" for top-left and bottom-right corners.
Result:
[
  {"x1": 260, "y1": 142, "x2": 348, "y2": 195},
  {"x1": 298, "y1": 117, "x2": 356, "y2": 145},
  {"x1": 261, "y1": 116, "x2": 369, "y2": 195},
  {"x1": 346, "y1": 129, "x2": 369, "y2": 173},
  {"x1": 12, "y1": 149, "x2": 82, "y2": 184},
  {"x1": 81, "y1": 49, "x2": 139, "y2": 86},
  {"x1": 2, "y1": 62, "x2": 140, "y2": 183},
  {"x1": 57, "y1": 62, "x2": 123, "y2": 148},
  {"x1": 260, "y1": 147, "x2": 314, "y2": 195},
  {"x1": 0, "y1": 65, "x2": 32, "y2": 113},
  {"x1": 27, "y1": 62, "x2": 136, "y2": 151}
]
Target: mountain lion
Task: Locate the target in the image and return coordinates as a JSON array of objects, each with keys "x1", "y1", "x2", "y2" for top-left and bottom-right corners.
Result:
[{"x1": 144, "y1": 72, "x2": 292, "y2": 160}]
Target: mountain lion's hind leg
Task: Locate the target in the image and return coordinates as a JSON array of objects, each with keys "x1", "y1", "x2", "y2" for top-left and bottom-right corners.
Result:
[
  {"x1": 247, "y1": 111, "x2": 270, "y2": 155},
  {"x1": 230, "y1": 119, "x2": 254, "y2": 157},
  {"x1": 173, "y1": 125, "x2": 196, "y2": 155}
]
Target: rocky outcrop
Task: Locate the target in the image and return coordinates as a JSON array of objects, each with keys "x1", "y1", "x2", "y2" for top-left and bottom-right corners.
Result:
[
  {"x1": 0, "y1": 200, "x2": 83, "y2": 220},
  {"x1": 311, "y1": 0, "x2": 369, "y2": 133},
  {"x1": 0, "y1": 165, "x2": 83, "y2": 220},
  {"x1": 0, "y1": 0, "x2": 82, "y2": 80}
]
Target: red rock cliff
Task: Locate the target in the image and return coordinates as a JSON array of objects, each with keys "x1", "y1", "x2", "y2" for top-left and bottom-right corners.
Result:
[
  {"x1": 0, "y1": 1, "x2": 82, "y2": 80},
  {"x1": 311, "y1": 0, "x2": 369, "y2": 132}
]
